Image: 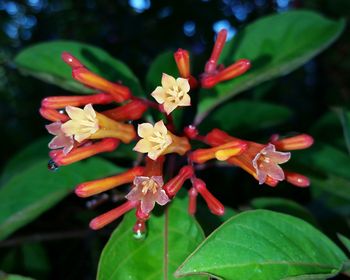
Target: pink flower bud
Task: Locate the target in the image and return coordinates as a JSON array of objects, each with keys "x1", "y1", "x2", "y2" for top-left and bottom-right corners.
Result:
[
  {"x1": 61, "y1": 52, "x2": 84, "y2": 68},
  {"x1": 188, "y1": 187, "x2": 198, "y2": 215}
]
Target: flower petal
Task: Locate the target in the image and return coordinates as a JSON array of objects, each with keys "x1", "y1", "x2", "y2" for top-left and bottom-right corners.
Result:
[
  {"x1": 134, "y1": 139, "x2": 152, "y2": 153},
  {"x1": 270, "y1": 150, "x2": 291, "y2": 164},
  {"x1": 151, "y1": 176, "x2": 164, "y2": 187},
  {"x1": 176, "y1": 77, "x2": 190, "y2": 93},
  {"x1": 126, "y1": 187, "x2": 144, "y2": 202},
  {"x1": 83, "y1": 104, "x2": 96, "y2": 121},
  {"x1": 141, "y1": 194, "x2": 156, "y2": 214},
  {"x1": 155, "y1": 189, "x2": 170, "y2": 205},
  {"x1": 46, "y1": 122, "x2": 62, "y2": 135},
  {"x1": 260, "y1": 161, "x2": 285, "y2": 182},
  {"x1": 178, "y1": 93, "x2": 191, "y2": 106},
  {"x1": 151, "y1": 87, "x2": 165, "y2": 104},
  {"x1": 65, "y1": 106, "x2": 86, "y2": 120},
  {"x1": 163, "y1": 102, "x2": 178, "y2": 115},
  {"x1": 134, "y1": 176, "x2": 149, "y2": 186},
  {"x1": 148, "y1": 149, "x2": 161, "y2": 160},
  {"x1": 161, "y1": 73, "x2": 176, "y2": 89},
  {"x1": 137, "y1": 123, "x2": 154, "y2": 138},
  {"x1": 154, "y1": 120, "x2": 168, "y2": 135}
]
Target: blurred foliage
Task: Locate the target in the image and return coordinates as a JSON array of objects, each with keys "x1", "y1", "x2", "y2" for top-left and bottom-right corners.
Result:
[{"x1": 1, "y1": 0, "x2": 350, "y2": 279}]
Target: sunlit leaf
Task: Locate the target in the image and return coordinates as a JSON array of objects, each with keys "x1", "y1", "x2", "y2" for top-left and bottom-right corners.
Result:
[
  {"x1": 195, "y1": 10, "x2": 345, "y2": 124},
  {"x1": 176, "y1": 210, "x2": 347, "y2": 280},
  {"x1": 0, "y1": 158, "x2": 123, "y2": 241},
  {"x1": 15, "y1": 41, "x2": 143, "y2": 96},
  {"x1": 97, "y1": 193, "x2": 207, "y2": 280}
]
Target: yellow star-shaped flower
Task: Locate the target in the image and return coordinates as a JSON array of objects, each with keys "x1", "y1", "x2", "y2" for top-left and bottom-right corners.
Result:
[
  {"x1": 133, "y1": 120, "x2": 172, "y2": 160},
  {"x1": 151, "y1": 73, "x2": 191, "y2": 115}
]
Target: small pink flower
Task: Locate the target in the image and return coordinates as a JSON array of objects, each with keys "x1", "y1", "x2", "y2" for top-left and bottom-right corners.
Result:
[
  {"x1": 46, "y1": 121, "x2": 74, "y2": 155},
  {"x1": 252, "y1": 143, "x2": 291, "y2": 185},
  {"x1": 126, "y1": 176, "x2": 170, "y2": 214}
]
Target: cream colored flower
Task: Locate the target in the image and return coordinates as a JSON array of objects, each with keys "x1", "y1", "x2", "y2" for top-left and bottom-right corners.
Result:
[
  {"x1": 61, "y1": 104, "x2": 99, "y2": 142},
  {"x1": 133, "y1": 120, "x2": 172, "y2": 160},
  {"x1": 151, "y1": 73, "x2": 191, "y2": 115}
]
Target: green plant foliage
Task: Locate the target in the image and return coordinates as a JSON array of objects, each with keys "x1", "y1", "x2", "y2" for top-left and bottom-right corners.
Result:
[
  {"x1": 97, "y1": 193, "x2": 207, "y2": 280},
  {"x1": 14, "y1": 41, "x2": 143, "y2": 96},
  {"x1": 250, "y1": 197, "x2": 317, "y2": 226},
  {"x1": 199, "y1": 100, "x2": 292, "y2": 134},
  {"x1": 0, "y1": 272, "x2": 34, "y2": 280},
  {"x1": 0, "y1": 137, "x2": 49, "y2": 184},
  {"x1": 195, "y1": 10, "x2": 345, "y2": 124},
  {"x1": 338, "y1": 234, "x2": 350, "y2": 253},
  {"x1": 176, "y1": 210, "x2": 347, "y2": 280},
  {"x1": 0, "y1": 158, "x2": 123, "y2": 241}
]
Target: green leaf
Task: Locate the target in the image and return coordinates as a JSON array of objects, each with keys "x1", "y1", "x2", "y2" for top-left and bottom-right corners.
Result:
[
  {"x1": 14, "y1": 41, "x2": 143, "y2": 96},
  {"x1": 0, "y1": 158, "x2": 123, "y2": 241},
  {"x1": 176, "y1": 210, "x2": 347, "y2": 280},
  {"x1": 0, "y1": 272, "x2": 34, "y2": 280},
  {"x1": 338, "y1": 234, "x2": 350, "y2": 253},
  {"x1": 199, "y1": 101, "x2": 292, "y2": 134},
  {"x1": 250, "y1": 197, "x2": 317, "y2": 226},
  {"x1": 0, "y1": 137, "x2": 49, "y2": 184},
  {"x1": 97, "y1": 193, "x2": 207, "y2": 280},
  {"x1": 145, "y1": 51, "x2": 178, "y2": 93},
  {"x1": 195, "y1": 10, "x2": 345, "y2": 124}
]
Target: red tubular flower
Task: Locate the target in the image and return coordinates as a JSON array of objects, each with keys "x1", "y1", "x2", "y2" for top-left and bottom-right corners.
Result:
[
  {"x1": 89, "y1": 200, "x2": 137, "y2": 230},
  {"x1": 102, "y1": 99, "x2": 148, "y2": 121},
  {"x1": 39, "y1": 107, "x2": 69, "y2": 122},
  {"x1": 284, "y1": 171, "x2": 310, "y2": 187},
  {"x1": 201, "y1": 59, "x2": 251, "y2": 88},
  {"x1": 62, "y1": 52, "x2": 131, "y2": 102},
  {"x1": 174, "y1": 48, "x2": 190, "y2": 78},
  {"x1": 271, "y1": 134, "x2": 314, "y2": 151},
  {"x1": 205, "y1": 29, "x2": 227, "y2": 74},
  {"x1": 190, "y1": 140, "x2": 247, "y2": 164},
  {"x1": 163, "y1": 165, "x2": 194, "y2": 197},
  {"x1": 50, "y1": 138, "x2": 119, "y2": 166},
  {"x1": 41, "y1": 93, "x2": 113, "y2": 109},
  {"x1": 75, "y1": 166, "x2": 145, "y2": 198},
  {"x1": 192, "y1": 178, "x2": 225, "y2": 216},
  {"x1": 188, "y1": 187, "x2": 198, "y2": 215}
]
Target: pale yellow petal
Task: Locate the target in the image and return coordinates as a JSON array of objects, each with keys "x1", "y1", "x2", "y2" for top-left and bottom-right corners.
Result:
[
  {"x1": 138, "y1": 123, "x2": 154, "y2": 138},
  {"x1": 74, "y1": 132, "x2": 91, "y2": 142},
  {"x1": 161, "y1": 73, "x2": 176, "y2": 89},
  {"x1": 133, "y1": 139, "x2": 152, "y2": 153},
  {"x1": 65, "y1": 106, "x2": 85, "y2": 120},
  {"x1": 83, "y1": 104, "x2": 97, "y2": 121},
  {"x1": 148, "y1": 149, "x2": 161, "y2": 160},
  {"x1": 163, "y1": 102, "x2": 178, "y2": 115},
  {"x1": 154, "y1": 120, "x2": 168, "y2": 135},
  {"x1": 176, "y1": 77, "x2": 190, "y2": 93},
  {"x1": 151, "y1": 87, "x2": 165, "y2": 104},
  {"x1": 61, "y1": 120, "x2": 76, "y2": 136},
  {"x1": 178, "y1": 92, "x2": 191, "y2": 106}
]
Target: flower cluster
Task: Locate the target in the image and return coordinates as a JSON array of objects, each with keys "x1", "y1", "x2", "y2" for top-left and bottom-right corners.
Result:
[{"x1": 41, "y1": 29, "x2": 313, "y2": 236}]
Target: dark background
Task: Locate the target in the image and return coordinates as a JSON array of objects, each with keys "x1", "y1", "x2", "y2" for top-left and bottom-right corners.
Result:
[{"x1": 0, "y1": 0, "x2": 350, "y2": 279}]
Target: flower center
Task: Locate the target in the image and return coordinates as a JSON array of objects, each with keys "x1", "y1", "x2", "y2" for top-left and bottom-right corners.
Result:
[
  {"x1": 166, "y1": 85, "x2": 184, "y2": 104},
  {"x1": 148, "y1": 131, "x2": 170, "y2": 151},
  {"x1": 141, "y1": 179, "x2": 158, "y2": 194}
]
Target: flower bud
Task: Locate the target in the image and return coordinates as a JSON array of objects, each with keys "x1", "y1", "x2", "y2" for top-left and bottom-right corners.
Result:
[
  {"x1": 193, "y1": 178, "x2": 225, "y2": 216},
  {"x1": 164, "y1": 166, "x2": 194, "y2": 197},
  {"x1": 174, "y1": 48, "x2": 190, "y2": 78},
  {"x1": 272, "y1": 134, "x2": 314, "y2": 151},
  {"x1": 284, "y1": 171, "x2": 310, "y2": 187},
  {"x1": 205, "y1": 29, "x2": 227, "y2": 74},
  {"x1": 102, "y1": 99, "x2": 148, "y2": 121},
  {"x1": 89, "y1": 200, "x2": 137, "y2": 230},
  {"x1": 188, "y1": 187, "x2": 198, "y2": 215},
  {"x1": 50, "y1": 138, "x2": 119, "y2": 166},
  {"x1": 39, "y1": 107, "x2": 69, "y2": 122},
  {"x1": 41, "y1": 93, "x2": 113, "y2": 109},
  {"x1": 75, "y1": 167, "x2": 144, "y2": 197}
]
